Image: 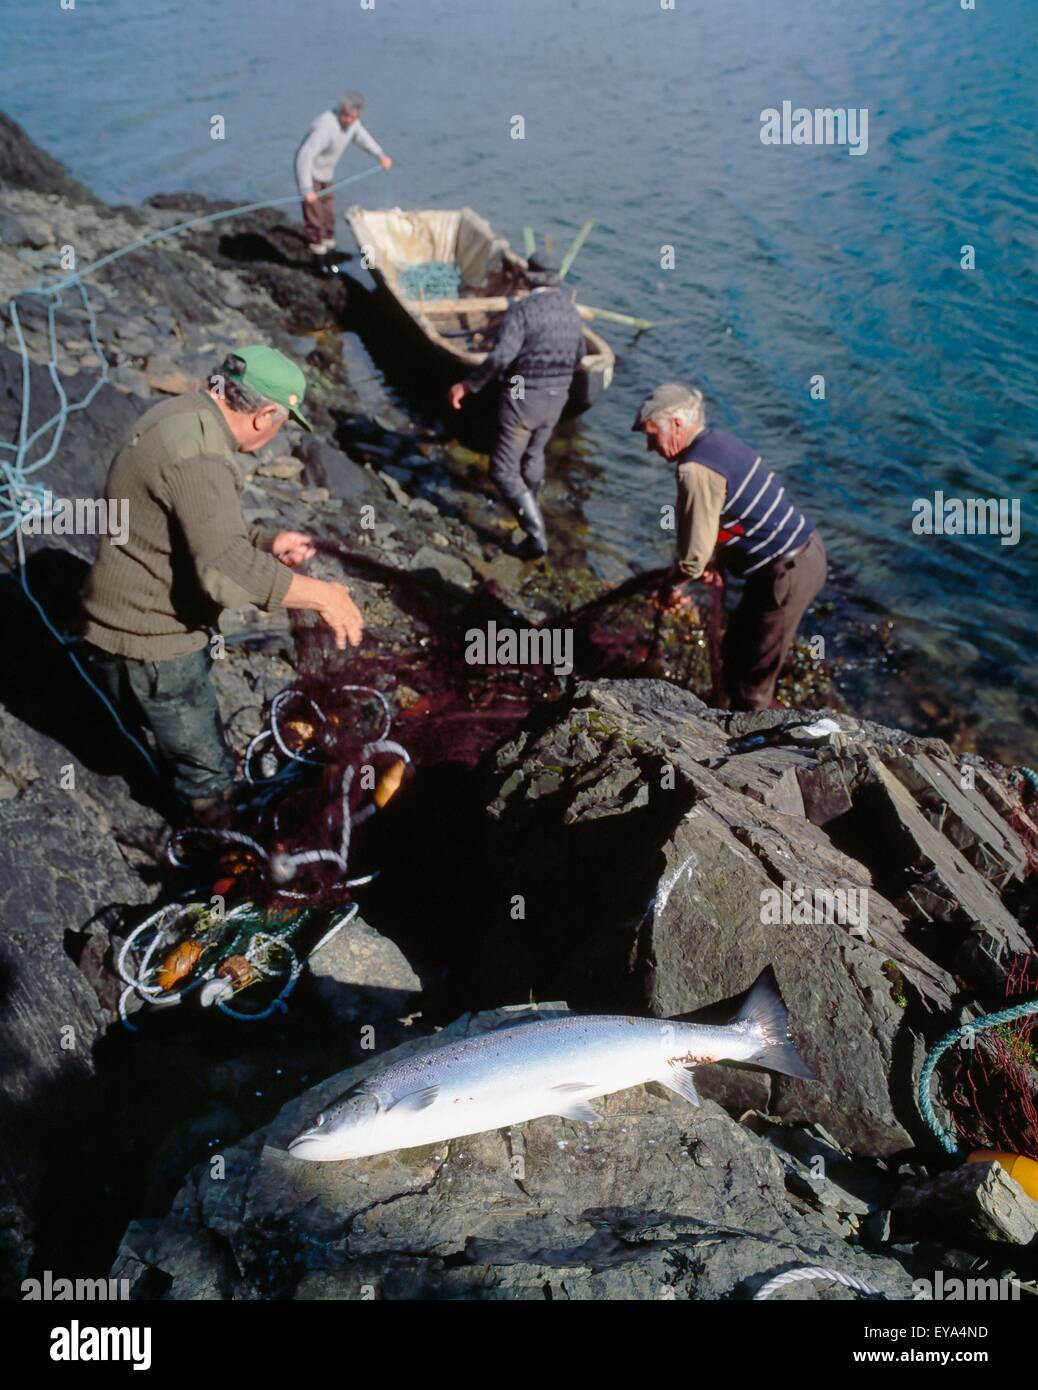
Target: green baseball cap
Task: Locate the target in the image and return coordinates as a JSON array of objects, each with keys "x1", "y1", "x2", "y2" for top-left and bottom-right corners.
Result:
[{"x1": 225, "y1": 345, "x2": 313, "y2": 430}]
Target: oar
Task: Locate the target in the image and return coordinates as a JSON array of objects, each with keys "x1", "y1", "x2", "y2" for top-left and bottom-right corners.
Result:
[
  {"x1": 559, "y1": 219, "x2": 594, "y2": 279},
  {"x1": 576, "y1": 303, "x2": 655, "y2": 332}
]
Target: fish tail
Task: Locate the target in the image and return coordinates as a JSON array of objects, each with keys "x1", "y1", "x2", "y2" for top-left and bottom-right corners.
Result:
[{"x1": 733, "y1": 967, "x2": 817, "y2": 1081}]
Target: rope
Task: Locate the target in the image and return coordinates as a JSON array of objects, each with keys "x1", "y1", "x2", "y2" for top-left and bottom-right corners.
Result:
[
  {"x1": 753, "y1": 1266, "x2": 886, "y2": 1300},
  {"x1": 167, "y1": 684, "x2": 409, "y2": 898},
  {"x1": 918, "y1": 998, "x2": 1038, "y2": 1156},
  {"x1": 0, "y1": 161, "x2": 383, "y2": 774},
  {"x1": 117, "y1": 898, "x2": 359, "y2": 1028},
  {"x1": 1019, "y1": 767, "x2": 1038, "y2": 801}
]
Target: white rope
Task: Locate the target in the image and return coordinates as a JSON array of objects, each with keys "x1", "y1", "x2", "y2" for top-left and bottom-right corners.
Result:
[{"x1": 753, "y1": 1265, "x2": 887, "y2": 1300}]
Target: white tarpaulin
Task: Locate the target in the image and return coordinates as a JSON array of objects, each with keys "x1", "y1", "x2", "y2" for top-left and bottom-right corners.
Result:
[{"x1": 345, "y1": 206, "x2": 523, "y2": 293}]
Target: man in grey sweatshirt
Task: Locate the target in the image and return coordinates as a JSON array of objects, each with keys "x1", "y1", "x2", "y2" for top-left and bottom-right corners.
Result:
[{"x1": 295, "y1": 91, "x2": 392, "y2": 274}]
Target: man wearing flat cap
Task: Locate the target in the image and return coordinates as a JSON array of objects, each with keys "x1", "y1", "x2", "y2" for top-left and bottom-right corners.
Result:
[
  {"x1": 296, "y1": 91, "x2": 393, "y2": 276},
  {"x1": 633, "y1": 383, "x2": 827, "y2": 710},
  {"x1": 82, "y1": 346, "x2": 365, "y2": 825},
  {"x1": 448, "y1": 252, "x2": 586, "y2": 559}
]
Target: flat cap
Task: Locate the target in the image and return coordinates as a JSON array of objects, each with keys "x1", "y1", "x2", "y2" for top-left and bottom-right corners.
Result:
[{"x1": 631, "y1": 383, "x2": 697, "y2": 431}]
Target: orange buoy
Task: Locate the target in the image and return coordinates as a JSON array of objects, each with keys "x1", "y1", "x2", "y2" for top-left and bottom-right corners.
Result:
[
  {"x1": 217, "y1": 954, "x2": 261, "y2": 991},
  {"x1": 967, "y1": 1150, "x2": 1038, "y2": 1200},
  {"x1": 374, "y1": 758, "x2": 407, "y2": 809},
  {"x1": 156, "y1": 939, "x2": 203, "y2": 991}
]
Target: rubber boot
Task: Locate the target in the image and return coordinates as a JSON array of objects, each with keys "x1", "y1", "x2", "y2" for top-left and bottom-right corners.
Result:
[{"x1": 511, "y1": 487, "x2": 549, "y2": 559}]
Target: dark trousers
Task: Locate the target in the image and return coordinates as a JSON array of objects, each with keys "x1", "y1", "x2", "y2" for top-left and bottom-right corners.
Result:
[
  {"x1": 490, "y1": 386, "x2": 569, "y2": 503},
  {"x1": 302, "y1": 180, "x2": 334, "y2": 247},
  {"x1": 85, "y1": 644, "x2": 236, "y2": 801},
  {"x1": 722, "y1": 531, "x2": 828, "y2": 710}
]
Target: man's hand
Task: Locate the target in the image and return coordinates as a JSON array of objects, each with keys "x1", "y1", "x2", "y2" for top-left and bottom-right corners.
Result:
[
  {"x1": 272, "y1": 531, "x2": 316, "y2": 568},
  {"x1": 316, "y1": 582, "x2": 364, "y2": 650},
  {"x1": 380, "y1": 155, "x2": 393, "y2": 171},
  {"x1": 660, "y1": 567, "x2": 723, "y2": 609},
  {"x1": 304, "y1": 191, "x2": 318, "y2": 205},
  {"x1": 448, "y1": 381, "x2": 468, "y2": 411},
  {"x1": 659, "y1": 585, "x2": 694, "y2": 612}
]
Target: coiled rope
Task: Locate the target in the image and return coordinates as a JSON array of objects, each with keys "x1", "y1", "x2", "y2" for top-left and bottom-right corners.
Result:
[
  {"x1": 753, "y1": 1266, "x2": 886, "y2": 1300},
  {"x1": 918, "y1": 997, "x2": 1038, "y2": 1156},
  {"x1": 116, "y1": 898, "x2": 359, "y2": 1030},
  {"x1": 168, "y1": 681, "x2": 409, "y2": 898}
]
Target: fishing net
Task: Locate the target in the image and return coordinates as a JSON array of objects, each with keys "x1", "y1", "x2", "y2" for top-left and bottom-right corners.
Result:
[
  {"x1": 397, "y1": 260, "x2": 462, "y2": 301},
  {"x1": 949, "y1": 951, "x2": 1038, "y2": 1160}
]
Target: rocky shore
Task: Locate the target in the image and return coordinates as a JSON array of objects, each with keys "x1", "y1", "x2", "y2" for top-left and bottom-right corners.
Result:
[{"x1": 1, "y1": 114, "x2": 1036, "y2": 1301}]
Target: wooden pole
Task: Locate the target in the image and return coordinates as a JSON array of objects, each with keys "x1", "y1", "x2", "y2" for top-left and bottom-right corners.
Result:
[
  {"x1": 576, "y1": 303, "x2": 655, "y2": 332},
  {"x1": 559, "y1": 220, "x2": 594, "y2": 279}
]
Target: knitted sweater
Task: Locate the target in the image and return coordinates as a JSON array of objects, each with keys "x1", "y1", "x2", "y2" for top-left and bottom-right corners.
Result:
[
  {"x1": 464, "y1": 287, "x2": 586, "y2": 394},
  {"x1": 81, "y1": 392, "x2": 292, "y2": 660}
]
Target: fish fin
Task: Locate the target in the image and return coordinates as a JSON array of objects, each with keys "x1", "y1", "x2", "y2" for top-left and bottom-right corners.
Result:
[
  {"x1": 733, "y1": 966, "x2": 817, "y2": 1081},
  {"x1": 387, "y1": 1084, "x2": 440, "y2": 1113},
  {"x1": 656, "y1": 1064, "x2": 701, "y2": 1107},
  {"x1": 553, "y1": 1100, "x2": 600, "y2": 1124},
  {"x1": 550, "y1": 1084, "x2": 600, "y2": 1125}
]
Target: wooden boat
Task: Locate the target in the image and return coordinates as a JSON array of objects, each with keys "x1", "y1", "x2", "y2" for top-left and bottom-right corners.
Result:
[{"x1": 344, "y1": 206, "x2": 614, "y2": 414}]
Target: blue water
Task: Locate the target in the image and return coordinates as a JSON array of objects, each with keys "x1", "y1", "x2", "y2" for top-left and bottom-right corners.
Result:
[{"x1": 6, "y1": 0, "x2": 1037, "y2": 755}]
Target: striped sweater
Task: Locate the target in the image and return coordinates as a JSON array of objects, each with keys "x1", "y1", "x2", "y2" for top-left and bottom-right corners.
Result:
[
  {"x1": 82, "y1": 392, "x2": 292, "y2": 660},
  {"x1": 675, "y1": 428, "x2": 815, "y2": 579}
]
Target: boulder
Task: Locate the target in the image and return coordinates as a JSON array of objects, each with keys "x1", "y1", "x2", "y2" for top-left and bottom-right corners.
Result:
[
  {"x1": 306, "y1": 912, "x2": 421, "y2": 1026},
  {"x1": 892, "y1": 1161, "x2": 1038, "y2": 1247},
  {"x1": 485, "y1": 680, "x2": 1032, "y2": 1156}
]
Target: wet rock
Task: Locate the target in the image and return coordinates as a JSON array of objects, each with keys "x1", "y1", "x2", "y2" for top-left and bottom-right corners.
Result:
[{"x1": 410, "y1": 545, "x2": 474, "y2": 588}]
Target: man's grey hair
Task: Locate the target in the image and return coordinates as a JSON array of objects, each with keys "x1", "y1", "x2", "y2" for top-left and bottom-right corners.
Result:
[
  {"x1": 644, "y1": 385, "x2": 706, "y2": 432},
  {"x1": 338, "y1": 90, "x2": 365, "y2": 114},
  {"x1": 208, "y1": 358, "x2": 286, "y2": 419}
]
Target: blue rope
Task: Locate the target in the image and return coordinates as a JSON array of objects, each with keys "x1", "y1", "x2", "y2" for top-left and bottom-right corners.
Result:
[
  {"x1": 1019, "y1": 767, "x2": 1038, "y2": 801},
  {"x1": 1, "y1": 161, "x2": 383, "y2": 778},
  {"x1": 918, "y1": 998, "x2": 1038, "y2": 1156}
]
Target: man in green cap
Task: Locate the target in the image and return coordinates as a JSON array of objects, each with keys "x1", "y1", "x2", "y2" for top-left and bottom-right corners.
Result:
[{"x1": 82, "y1": 346, "x2": 364, "y2": 825}]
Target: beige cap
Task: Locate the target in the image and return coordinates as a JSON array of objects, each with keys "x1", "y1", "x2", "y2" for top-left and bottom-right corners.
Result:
[{"x1": 631, "y1": 383, "x2": 697, "y2": 431}]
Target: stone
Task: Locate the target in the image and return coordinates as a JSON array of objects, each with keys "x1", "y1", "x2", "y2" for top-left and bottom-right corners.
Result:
[
  {"x1": 410, "y1": 545, "x2": 474, "y2": 588},
  {"x1": 306, "y1": 913, "x2": 421, "y2": 1026},
  {"x1": 892, "y1": 1162, "x2": 1038, "y2": 1246},
  {"x1": 256, "y1": 456, "x2": 304, "y2": 480}
]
